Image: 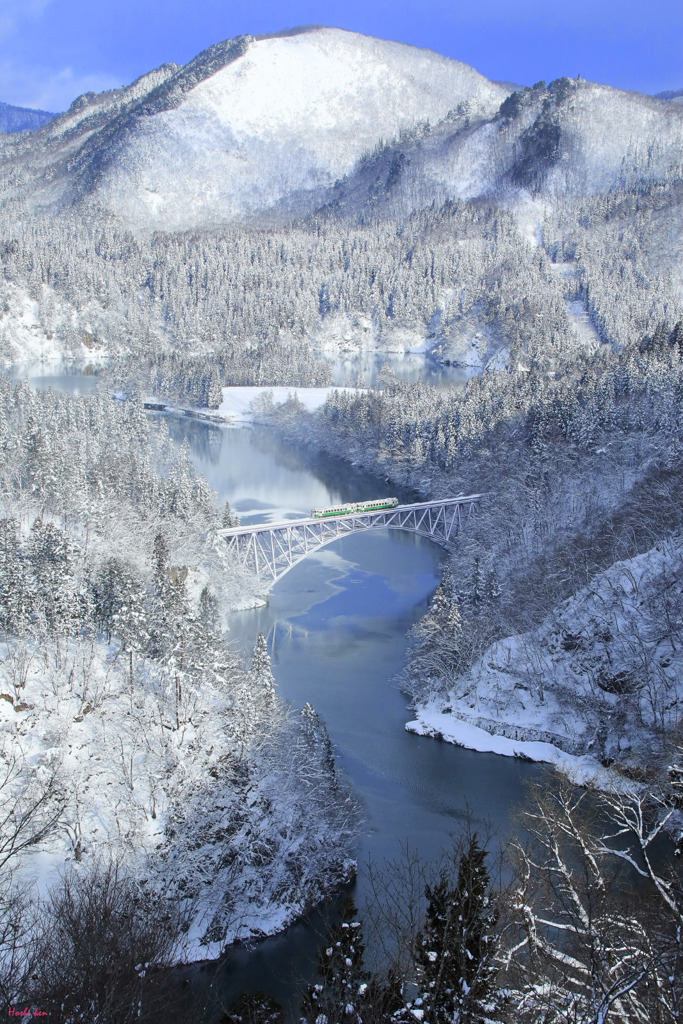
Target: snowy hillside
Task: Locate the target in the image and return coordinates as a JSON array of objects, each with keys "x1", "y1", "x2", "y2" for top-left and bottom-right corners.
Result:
[
  {"x1": 0, "y1": 633, "x2": 353, "y2": 960},
  {"x1": 325, "y1": 77, "x2": 683, "y2": 220},
  {"x1": 410, "y1": 537, "x2": 683, "y2": 778},
  {"x1": 0, "y1": 29, "x2": 679, "y2": 235},
  {"x1": 0, "y1": 377, "x2": 357, "y2": 962},
  {"x1": 0, "y1": 29, "x2": 680, "y2": 369},
  {"x1": 0, "y1": 28, "x2": 509, "y2": 230},
  {"x1": 0, "y1": 279, "x2": 122, "y2": 364}
]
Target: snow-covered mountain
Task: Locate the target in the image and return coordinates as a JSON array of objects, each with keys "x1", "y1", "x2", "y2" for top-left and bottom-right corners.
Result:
[
  {"x1": 1, "y1": 27, "x2": 680, "y2": 235},
  {"x1": 0, "y1": 27, "x2": 510, "y2": 229},
  {"x1": 0, "y1": 100, "x2": 56, "y2": 134},
  {"x1": 655, "y1": 88, "x2": 683, "y2": 103},
  {"x1": 1, "y1": 28, "x2": 680, "y2": 234},
  {"x1": 324, "y1": 78, "x2": 683, "y2": 221},
  {"x1": 0, "y1": 27, "x2": 680, "y2": 369}
]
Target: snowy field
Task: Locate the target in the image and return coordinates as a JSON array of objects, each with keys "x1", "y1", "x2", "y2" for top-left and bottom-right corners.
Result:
[
  {"x1": 145, "y1": 385, "x2": 366, "y2": 425},
  {"x1": 215, "y1": 385, "x2": 364, "y2": 423}
]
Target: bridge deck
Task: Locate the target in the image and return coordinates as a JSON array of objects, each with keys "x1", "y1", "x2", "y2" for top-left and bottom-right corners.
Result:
[{"x1": 218, "y1": 495, "x2": 484, "y2": 537}]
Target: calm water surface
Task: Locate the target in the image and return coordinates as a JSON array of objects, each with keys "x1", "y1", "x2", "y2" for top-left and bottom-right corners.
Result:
[
  {"x1": 162, "y1": 416, "x2": 543, "y2": 1021},
  {"x1": 17, "y1": 371, "x2": 542, "y2": 1020}
]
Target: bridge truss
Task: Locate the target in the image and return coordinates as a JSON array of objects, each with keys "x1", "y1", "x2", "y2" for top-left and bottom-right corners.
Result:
[{"x1": 219, "y1": 495, "x2": 482, "y2": 587}]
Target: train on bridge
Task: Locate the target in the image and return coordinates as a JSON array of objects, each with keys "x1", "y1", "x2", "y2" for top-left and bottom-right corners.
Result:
[
  {"x1": 224, "y1": 494, "x2": 480, "y2": 586},
  {"x1": 311, "y1": 497, "x2": 399, "y2": 519}
]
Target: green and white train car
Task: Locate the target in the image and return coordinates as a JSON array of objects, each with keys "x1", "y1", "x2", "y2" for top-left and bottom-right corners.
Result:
[{"x1": 311, "y1": 497, "x2": 399, "y2": 519}]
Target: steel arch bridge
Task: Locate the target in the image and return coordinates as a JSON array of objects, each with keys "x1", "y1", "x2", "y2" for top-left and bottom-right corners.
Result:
[{"x1": 218, "y1": 495, "x2": 482, "y2": 588}]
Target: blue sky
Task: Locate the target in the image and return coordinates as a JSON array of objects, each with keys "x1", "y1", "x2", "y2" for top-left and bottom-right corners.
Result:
[{"x1": 2, "y1": 0, "x2": 681, "y2": 111}]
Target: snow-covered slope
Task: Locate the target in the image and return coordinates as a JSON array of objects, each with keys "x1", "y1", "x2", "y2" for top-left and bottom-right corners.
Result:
[
  {"x1": 325, "y1": 78, "x2": 683, "y2": 220},
  {"x1": 0, "y1": 28, "x2": 509, "y2": 229},
  {"x1": 2, "y1": 30, "x2": 680, "y2": 233},
  {"x1": 0, "y1": 279, "x2": 121, "y2": 364},
  {"x1": 410, "y1": 537, "x2": 683, "y2": 778}
]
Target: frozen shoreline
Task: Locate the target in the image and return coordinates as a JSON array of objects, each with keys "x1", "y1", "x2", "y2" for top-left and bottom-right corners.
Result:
[{"x1": 406, "y1": 708, "x2": 624, "y2": 791}]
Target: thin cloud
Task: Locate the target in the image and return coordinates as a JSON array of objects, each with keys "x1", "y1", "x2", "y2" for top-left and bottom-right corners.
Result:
[{"x1": 0, "y1": 0, "x2": 51, "y2": 41}]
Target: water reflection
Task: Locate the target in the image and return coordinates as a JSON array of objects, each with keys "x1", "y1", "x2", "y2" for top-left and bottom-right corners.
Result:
[
  {"x1": 163, "y1": 414, "x2": 225, "y2": 466},
  {"x1": 329, "y1": 350, "x2": 471, "y2": 388},
  {"x1": 169, "y1": 419, "x2": 542, "y2": 1021},
  {"x1": 10, "y1": 369, "x2": 101, "y2": 397}
]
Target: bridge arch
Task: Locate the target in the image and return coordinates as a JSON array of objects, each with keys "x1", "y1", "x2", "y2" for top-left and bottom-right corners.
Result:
[{"x1": 218, "y1": 496, "x2": 481, "y2": 589}]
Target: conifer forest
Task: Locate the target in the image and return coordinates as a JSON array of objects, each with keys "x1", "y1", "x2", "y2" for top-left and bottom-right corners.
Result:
[{"x1": 0, "y1": 22, "x2": 682, "y2": 1024}]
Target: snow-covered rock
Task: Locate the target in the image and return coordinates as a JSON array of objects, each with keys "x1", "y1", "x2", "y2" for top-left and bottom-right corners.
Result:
[{"x1": 410, "y1": 537, "x2": 683, "y2": 778}]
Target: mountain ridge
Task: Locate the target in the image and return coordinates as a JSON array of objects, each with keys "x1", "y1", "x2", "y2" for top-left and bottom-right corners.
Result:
[
  {"x1": 0, "y1": 26, "x2": 680, "y2": 371},
  {"x1": 0, "y1": 28, "x2": 511, "y2": 229},
  {"x1": 0, "y1": 28, "x2": 680, "y2": 233},
  {"x1": 0, "y1": 100, "x2": 57, "y2": 134}
]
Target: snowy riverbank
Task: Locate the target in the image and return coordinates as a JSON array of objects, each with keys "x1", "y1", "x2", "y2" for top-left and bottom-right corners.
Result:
[
  {"x1": 407, "y1": 537, "x2": 683, "y2": 790},
  {"x1": 143, "y1": 385, "x2": 366, "y2": 426},
  {"x1": 406, "y1": 711, "x2": 619, "y2": 790}
]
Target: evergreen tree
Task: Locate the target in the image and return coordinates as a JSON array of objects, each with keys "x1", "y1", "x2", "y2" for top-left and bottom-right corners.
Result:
[
  {"x1": 411, "y1": 836, "x2": 499, "y2": 1024},
  {"x1": 0, "y1": 518, "x2": 30, "y2": 636},
  {"x1": 93, "y1": 557, "x2": 149, "y2": 685},
  {"x1": 26, "y1": 520, "x2": 79, "y2": 635},
  {"x1": 152, "y1": 532, "x2": 169, "y2": 592},
  {"x1": 300, "y1": 701, "x2": 337, "y2": 785},
  {"x1": 301, "y1": 701, "x2": 322, "y2": 739},
  {"x1": 251, "y1": 632, "x2": 275, "y2": 710},
  {"x1": 462, "y1": 557, "x2": 484, "y2": 612},
  {"x1": 485, "y1": 568, "x2": 501, "y2": 605},
  {"x1": 207, "y1": 368, "x2": 223, "y2": 409},
  {"x1": 670, "y1": 320, "x2": 683, "y2": 355},
  {"x1": 150, "y1": 532, "x2": 193, "y2": 725},
  {"x1": 198, "y1": 584, "x2": 220, "y2": 635},
  {"x1": 222, "y1": 501, "x2": 240, "y2": 529},
  {"x1": 301, "y1": 897, "x2": 368, "y2": 1024},
  {"x1": 111, "y1": 568, "x2": 149, "y2": 690},
  {"x1": 408, "y1": 585, "x2": 464, "y2": 684}
]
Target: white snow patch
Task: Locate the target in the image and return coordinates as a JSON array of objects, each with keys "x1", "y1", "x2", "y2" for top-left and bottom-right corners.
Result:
[
  {"x1": 406, "y1": 712, "x2": 616, "y2": 789},
  {"x1": 216, "y1": 385, "x2": 365, "y2": 424},
  {"x1": 565, "y1": 299, "x2": 602, "y2": 347}
]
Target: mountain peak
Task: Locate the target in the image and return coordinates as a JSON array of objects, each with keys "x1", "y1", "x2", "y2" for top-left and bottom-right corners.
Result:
[
  {"x1": 254, "y1": 25, "x2": 328, "y2": 41},
  {"x1": 9, "y1": 27, "x2": 509, "y2": 230}
]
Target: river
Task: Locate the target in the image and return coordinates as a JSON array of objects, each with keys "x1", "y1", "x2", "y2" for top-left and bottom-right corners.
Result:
[
  {"x1": 15, "y1": 368, "x2": 542, "y2": 1021},
  {"x1": 159, "y1": 415, "x2": 543, "y2": 1021}
]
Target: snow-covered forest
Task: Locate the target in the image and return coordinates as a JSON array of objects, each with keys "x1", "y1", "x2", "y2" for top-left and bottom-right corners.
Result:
[
  {"x1": 0, "y1": 376, "x2": 357, "y2": 1003},
  {"x1": 1, "y1": 20, "x2": 683, "y2": 1023},
  {"x1": 0, "y1": 182, "x2": 679, "y2": 371}
]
